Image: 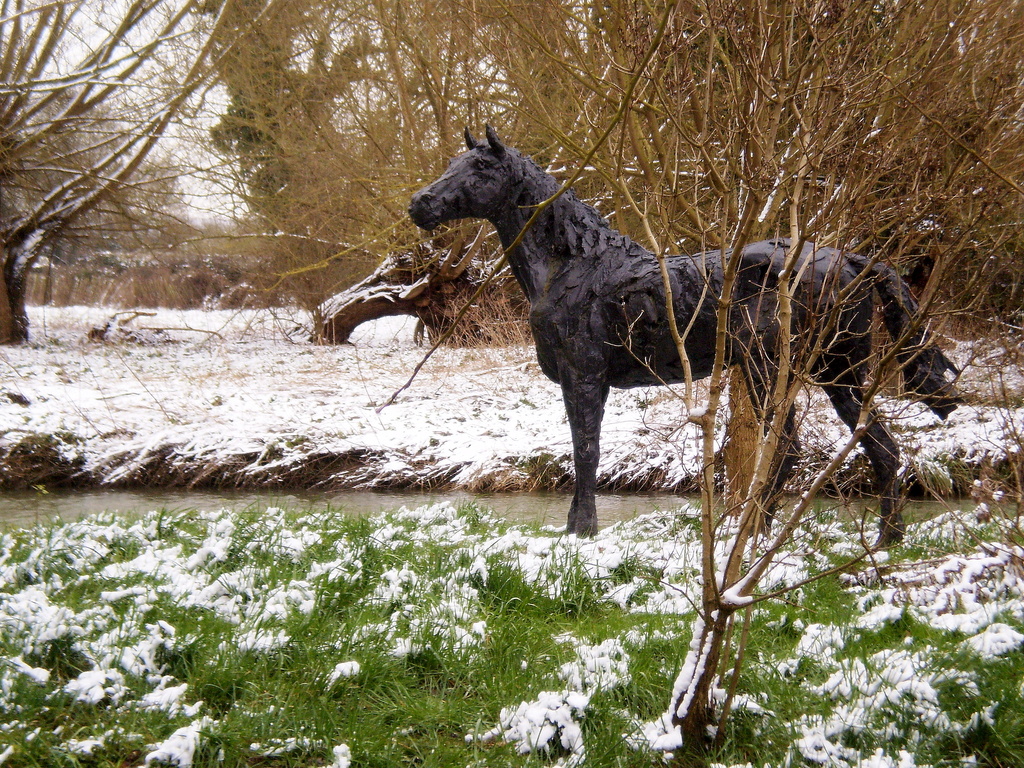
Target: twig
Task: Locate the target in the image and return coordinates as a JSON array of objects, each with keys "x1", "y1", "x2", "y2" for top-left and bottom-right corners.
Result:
[
  {"x1": 139, "y1": 326, "x2": 224, "y2": 340},
  {"x1": 110, "y1": 347, "x2": 176, "y2": 424}
]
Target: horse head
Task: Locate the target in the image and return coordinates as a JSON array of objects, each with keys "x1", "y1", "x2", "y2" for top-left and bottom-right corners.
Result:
[{"x1": 409, "y1": 125, "x2": 519, "y2": 230}]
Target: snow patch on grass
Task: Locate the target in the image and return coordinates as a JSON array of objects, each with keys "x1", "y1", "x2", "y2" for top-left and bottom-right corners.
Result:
[{"x1": 1, "y1": 500, "x2": 1023, "y2": 766}]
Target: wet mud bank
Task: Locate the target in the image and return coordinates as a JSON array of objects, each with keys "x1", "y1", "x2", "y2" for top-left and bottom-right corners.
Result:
[
  {"x1": 1, "y1": 424, "x2": 1018, "y2": 505},
  {"x1": 3, "y1": 306, "x2": 1022, "y2": 505}
]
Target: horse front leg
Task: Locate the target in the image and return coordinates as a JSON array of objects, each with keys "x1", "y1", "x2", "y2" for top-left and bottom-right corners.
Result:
[
  {"x1": 823, "y1": 384, "x2": 903, "y2": 547},
  {"x1": 560, "y1": 371, "x2": 609, "y2": 537}
]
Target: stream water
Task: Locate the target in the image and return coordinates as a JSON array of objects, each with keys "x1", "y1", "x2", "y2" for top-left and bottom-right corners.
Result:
[{"x1": 0, "y1": 487, "x2": 963, "y2": 530}]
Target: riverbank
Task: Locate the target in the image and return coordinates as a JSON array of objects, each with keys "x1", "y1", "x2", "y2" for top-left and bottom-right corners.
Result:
[
  {"x1": 2, "y1": 306, "x2": 1022, "y2": 502},
  {"x1": 2, "y1": 500, "x2": 1023, "y2": 767}
]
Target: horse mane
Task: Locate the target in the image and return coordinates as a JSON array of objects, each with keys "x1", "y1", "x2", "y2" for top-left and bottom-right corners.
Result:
[{"x1": 507, "y1": 149, "x2": 637, "y2": 261}]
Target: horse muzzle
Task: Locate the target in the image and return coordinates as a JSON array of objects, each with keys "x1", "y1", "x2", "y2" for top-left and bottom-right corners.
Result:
[{"x1": 409, "y1": 190, "x2": 443, "y2": 230}]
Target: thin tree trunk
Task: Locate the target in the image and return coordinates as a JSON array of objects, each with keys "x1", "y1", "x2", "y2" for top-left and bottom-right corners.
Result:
[
  {"x1": 0, "y1": 258, "x2": 29, "y2": 345},
  {"x1": 0, "y1": 270, "x2": 14, "y2": 344},
  {"x1": 670, "y1": 606, "x2": 733, "y2": 747},
  {"x1": 668, "y1": 371, "x2": 758, "y2": 750},
  {"x1": 723, "y1": 367, "x2": 759, "y2": 514}
]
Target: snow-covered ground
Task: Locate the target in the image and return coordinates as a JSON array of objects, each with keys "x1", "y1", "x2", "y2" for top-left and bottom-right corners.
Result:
[
  {"x1": 1, "y1": 306, "x2": 1021, "y2": 501},
  {"x1": 2, "y1": 500, "x2": 1023, "y2": 767}
]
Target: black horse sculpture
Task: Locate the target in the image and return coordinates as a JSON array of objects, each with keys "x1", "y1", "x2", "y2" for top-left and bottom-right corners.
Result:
[{"x1": 410, "y1": 127, "x2": 960, "y2": 546}]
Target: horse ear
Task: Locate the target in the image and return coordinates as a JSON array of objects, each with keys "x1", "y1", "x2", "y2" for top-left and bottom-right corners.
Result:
[
  {"x1": 485, "y1": 124, "x2": 506, "y2": 155},
  {"x1": 464, "y1": 127, "x2": 477, "y2": 151}
]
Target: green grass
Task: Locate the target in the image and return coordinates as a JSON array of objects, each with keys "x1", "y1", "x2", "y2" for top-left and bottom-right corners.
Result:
[{"x1": 1, "y1": 501, "x2": 1023, "y2": 767}]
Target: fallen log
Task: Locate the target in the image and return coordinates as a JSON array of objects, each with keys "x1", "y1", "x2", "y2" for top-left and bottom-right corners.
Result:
[{"x1": 317, "y1": 228, "x2": 526, "y2": 345}]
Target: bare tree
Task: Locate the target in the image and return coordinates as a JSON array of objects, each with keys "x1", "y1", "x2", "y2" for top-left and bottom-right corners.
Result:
[
  {"x1": 488, "y1": 0, "x2": 1024, "y2": 754},
  {"x1": 202, "y1": 0, "x2": 530, "y2": 339},
  {"x1": 0, "y1": 0, "x2": 267, "y2": 344},
  {"x1": 203, "y1": 0, "x2": 692, "y2": 344}
]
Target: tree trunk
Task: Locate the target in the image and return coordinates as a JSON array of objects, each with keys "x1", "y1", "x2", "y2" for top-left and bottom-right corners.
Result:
[
  {"x1": 0, "y1": 269, "x2": 14, "y2": 345},
  {"x1": 319, "y1": 291, "x2": 422, "y2": 344},
  {"x1": 670, "y1": 607, "x2": 733, "y2": 744},
  {"x1": 318, "y1": 265, "x2": 519, "y2": 346},
  {"x1": 723, "y1": 367, "x2": 759, "y2": 514},
  {"x1": 0, "y1": 257, "x2": 30, "y2": 345},
  {"x1": 667, "y1": 368, "x2": 760, "y2": 751}
]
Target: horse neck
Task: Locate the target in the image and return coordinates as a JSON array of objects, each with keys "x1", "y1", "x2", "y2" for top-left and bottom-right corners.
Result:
[
  {"x1": 492, "y1": 207, "x2": 548, "y2": 304},
  {"x1": 488, "y1": 160, "x2": 583, "y2": 304}
]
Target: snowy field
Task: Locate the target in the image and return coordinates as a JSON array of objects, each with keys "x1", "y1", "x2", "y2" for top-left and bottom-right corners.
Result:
[
  {"x1": 2, "y1": 501, "x2": 1024, "y2": 767},
  {"x1": 3, "y1": 307, "x2": 1024, "y2": 767},
  {"x1": 1, "y1": 305, "x2": 1022, "y2": 502}
]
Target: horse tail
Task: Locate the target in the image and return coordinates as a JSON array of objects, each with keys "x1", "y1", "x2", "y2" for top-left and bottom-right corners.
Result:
[{"x1": 870, "y1": 260, "x2": 962, "y2": 419}]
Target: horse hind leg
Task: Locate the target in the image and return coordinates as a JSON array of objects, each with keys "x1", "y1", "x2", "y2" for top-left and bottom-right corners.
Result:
[{"x1": 823, "y1": 383, "x2": 903, "y2": 547}]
